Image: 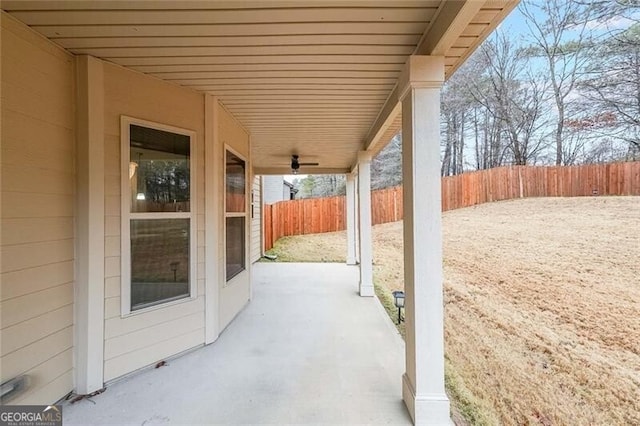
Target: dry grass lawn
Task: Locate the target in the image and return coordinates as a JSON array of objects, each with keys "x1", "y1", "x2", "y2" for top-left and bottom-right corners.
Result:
[{"x1": 265, "y1": 196, "x2": 640, "y2": 425}]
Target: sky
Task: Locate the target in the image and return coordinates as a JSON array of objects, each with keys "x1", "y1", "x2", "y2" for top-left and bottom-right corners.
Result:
[
  {"x1": 497, "y1": 1, "x2": 640, "y2": 42},
  {"x1": 496, "y1": 5, "x2": 532, "y2": 40}
]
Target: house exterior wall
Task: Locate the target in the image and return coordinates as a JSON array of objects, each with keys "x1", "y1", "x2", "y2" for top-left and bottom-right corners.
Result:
[
  {"x1": 262, "y1": 175, "x2": 287, "y2": 205},
  {"x1": 250, "y1": 176, "x2": 262, "y2": 263},
  {"x1": 218, "y1": 106, "x2": 251, "y2": 331},
  {"x1": 1, "y1": 8, "x2": 270, "y2": 404},
  {"x1": 101, "y1": 61, "x2": 207, "y2": 381},
  {"x1": 0, "y1": 12, "x2": 75, "y2": 404}
]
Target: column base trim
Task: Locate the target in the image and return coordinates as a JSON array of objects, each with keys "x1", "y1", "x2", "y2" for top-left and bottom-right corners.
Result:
[
  {"x1": 402, "y1": 373, "x2": 452, "y2": 425},
  {"x1": 359, "y1": 283, "x2": 374, "y2": 297}
]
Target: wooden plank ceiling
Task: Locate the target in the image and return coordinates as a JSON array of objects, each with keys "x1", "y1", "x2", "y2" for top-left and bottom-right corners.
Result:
[{"x1": 2, "y1": 0, "x2": 517, "y2": 174}]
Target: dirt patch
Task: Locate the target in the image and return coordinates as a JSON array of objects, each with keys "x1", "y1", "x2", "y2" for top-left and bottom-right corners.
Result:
[{"x1": 267, "y1": 196, "x2": 640, "y2": 425}]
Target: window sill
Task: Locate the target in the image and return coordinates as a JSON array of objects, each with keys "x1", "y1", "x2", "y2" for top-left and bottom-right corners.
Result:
[
  {"x1": 224, "y1": 269, "x2": 248, "y2": 288},
  {"x1": 121, "y1": 294, "x2": 197, "y2": 318}
]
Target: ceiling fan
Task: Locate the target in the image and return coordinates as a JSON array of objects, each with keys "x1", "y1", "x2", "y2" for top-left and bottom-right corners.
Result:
[{"x1": 290, "y1": 155, "x2": 319, "y2": 174}]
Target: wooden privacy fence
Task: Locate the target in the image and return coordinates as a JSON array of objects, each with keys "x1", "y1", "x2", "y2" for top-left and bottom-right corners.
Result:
[
  {"x1": 264, "y1": 162, "x2": 640, "y2": 250},
  {"x1": 440, "y1": 162, "x2": 639, "y2": 210},
  {"x1": 264, "y1": 195, "x2": 346, "y2": 251}
]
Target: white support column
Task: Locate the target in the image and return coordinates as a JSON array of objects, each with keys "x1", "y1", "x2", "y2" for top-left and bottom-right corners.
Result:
[
  {"x1": 399, "y1": 56, "x2": 451, "y2": 425},
  {"x1": 205, "y1": 94, "x2": 221, "y2": 344},
  {"x1": 357, "y1": 152, "x2": 374, "y2": 297},
  {"x1": 74, "y1": 55, "x2": 105, "y2": 394},
  {"x1": 346, "y1": 173, "x2": 357, "y2": 265},
  {"x1": 354, "y1": 171, "x2": 360, "y2": 264}
]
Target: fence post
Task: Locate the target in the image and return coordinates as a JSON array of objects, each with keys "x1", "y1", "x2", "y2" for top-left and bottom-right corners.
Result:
[
  {"x1": 518, "y1": 166, "x2": 524, "y2": 198},
  {"x1": 393, "y1": 189, "x2": 398, "y2": 222}
]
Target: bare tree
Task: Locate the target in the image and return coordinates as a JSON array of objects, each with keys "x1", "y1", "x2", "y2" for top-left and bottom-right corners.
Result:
[
  {"x1": 469, "y1": 32, "x2": 549, "y2": 165},
  {"x1": 520, "y1": 0, "x2": 593, "y2": 165},
  {"x1": 371, "y1": 134, "x2": 402, "y2": 189},
  {"x1": 441, "y1": 78, "x2": 470, "y2": 176},
  {"x1": 470, "y1": 99, "x2": 510, "y2": 170},
  {"x1": 582, "y1": 20, "x2": 640, "y2": 159}
]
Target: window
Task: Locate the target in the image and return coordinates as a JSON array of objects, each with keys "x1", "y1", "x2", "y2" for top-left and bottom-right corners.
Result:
[
  {"x1": 121, "y1": 118, "x2": 196, "y2": 314},
  {"x1": 225, "y1": 150, "x2": 246, "y2": 281},
  {"x1": 226, "y1": 217, "x2": 245, "y2": 280}
]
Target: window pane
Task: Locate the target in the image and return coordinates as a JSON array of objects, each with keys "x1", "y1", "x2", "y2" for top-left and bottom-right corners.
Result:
[
  {"x1": 226, "y1": 217, "x2": 245, "y2": 281},
  {"x1": 130, "y1": 124, "x2": 190, "y2": 213},
  {"x1": 131, "y1": 219, "x2": 190, "y2": 310},
  {"x1": 226, "y1": 151, "x2": 245, "y2": 213}
]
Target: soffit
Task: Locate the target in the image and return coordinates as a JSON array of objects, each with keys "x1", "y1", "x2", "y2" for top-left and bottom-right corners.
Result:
[{"x1": 2, "y1": 0, "x2": 518, "y2": 174}]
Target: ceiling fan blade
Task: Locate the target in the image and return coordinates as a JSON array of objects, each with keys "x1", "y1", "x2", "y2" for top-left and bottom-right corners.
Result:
[{"x1": 299, "y1": 162, "x2": 320, "y2": 166}]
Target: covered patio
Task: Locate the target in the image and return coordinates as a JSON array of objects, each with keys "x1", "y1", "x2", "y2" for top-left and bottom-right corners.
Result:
[
  {"x1": 63, "y1": 263, "x2": 411, "y2": 425},
  {"x1": 1, "y1": 2, "x2": 518, "y2": 424}
]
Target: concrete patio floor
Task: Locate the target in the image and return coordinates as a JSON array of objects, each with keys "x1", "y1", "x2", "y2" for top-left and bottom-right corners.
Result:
[{"x1": 63, "y1": 263, "x2": 412, "y2": 425}]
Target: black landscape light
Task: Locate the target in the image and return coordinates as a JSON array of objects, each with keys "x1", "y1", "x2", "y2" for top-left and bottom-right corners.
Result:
[{"x1": 392, "y1": 290, "x2": 405, "y2": 324}]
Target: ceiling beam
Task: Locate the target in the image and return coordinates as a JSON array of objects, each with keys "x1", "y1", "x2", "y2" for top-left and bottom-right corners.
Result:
[
  {"x1": 362, "y1": 88, "x2": 401, "y2": 154},
  {"x1": 361, "y1": 0, "x2": 489, "y2": 157},
  {"x1": 445, "y1": 0, "x2": 519, "y2": 78},
  {"x1": 414, "y1": 0, "x2": 485, "y2": 56}
]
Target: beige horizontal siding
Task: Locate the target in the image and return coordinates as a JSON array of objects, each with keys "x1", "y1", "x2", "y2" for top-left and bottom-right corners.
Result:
[
  {"x1": 219, "y1": 105, "x2": 251, "y2": 329},
  {"x1": 1, "y1": 81, "x2": 74, "y2": 129},
  {"x1": 220, "y1": 105, "x2": 250, "y2": 159},
  {"x1": 101, "y1": 61, "x2": 206, "y2": 382},
  {"x1": 1, "y1": 239, "x2": 74, "y2": 273},
  {"x1": 3, "y1": 164, "x2": 75, "y2": 195},
  {"x1": 10, "y1": 349, "x2": 74, "y2": 405},
  {"x1": 104, "y1": 297, "x2": 204, "y2": 340},
  {"x1": 104, "y1": 174, "x2": 120, "y2": 197},
  {"x1": 1, "y1": 326, "x2": 73, "y2": 383},
  {"x1": 1, "y1": 305, "x2": 74, "y2": 357},
  {"x1": 105, "y1": 216, "x2": 120, "y2": 237},
  {"x1": 2, "y1": 193, "x2": 75, "y2": 218},
  {"x1": 1, "y1": 218, "x2": 74, "y2": 246},
  {"x1": 1, "y1": 261, "x2": 73, "y2": 302},
  {"x1": 104, "y1": 312, "x2": 203, "y2": 360},
  {"x1": 12, "y1": 370, "x2": 74, "y2": 406},
  {"x1": 2, "y1": 110, "x2": 74, "y2": 171},
  {"x1": 251, "y1": 176, "x2": 262, "y2": 263},
  {"x1": 0, "y1": 12, "x2": 75, "y2": 405},
  {"x1": 1, "y1": 283, "x2": 73, "y2": 329},
  {"x1": 104, "y1": 297, "x2": 121, "y2": 320},
  {"x1": 104, "y1": 235, "x2": 120, "y2": 257},
  {"x1": 104, "y1": 256, "x2": 121, "y2": 278},
  {"x1": 104, "y1": 329, "x2": 204, "y2": 381}
]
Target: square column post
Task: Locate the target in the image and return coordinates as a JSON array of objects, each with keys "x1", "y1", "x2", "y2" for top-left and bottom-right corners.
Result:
[
  {"x1": 399, "y1": 56, "x2": 451, "y2": 425},
  {"x1": 74, "y1": 55, "x2": 105, "y2": 394},
  {"x1": 346, "y1": 173, "x2": 357, "y2": 265},
  {"x1": 357, "y1": 152, "x2": 374, "y2": 297},
  {"x1": 354, "y1": 170, "x2": 361, "y2": 264}
]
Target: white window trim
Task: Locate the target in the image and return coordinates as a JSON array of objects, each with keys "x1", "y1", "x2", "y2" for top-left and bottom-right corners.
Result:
[
  {"x1": 120, "y1": 116, "x2": 197, "y2": 317},
  {"x1": 224, "y1": 145, "x2": 249, "y2": 284}
]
